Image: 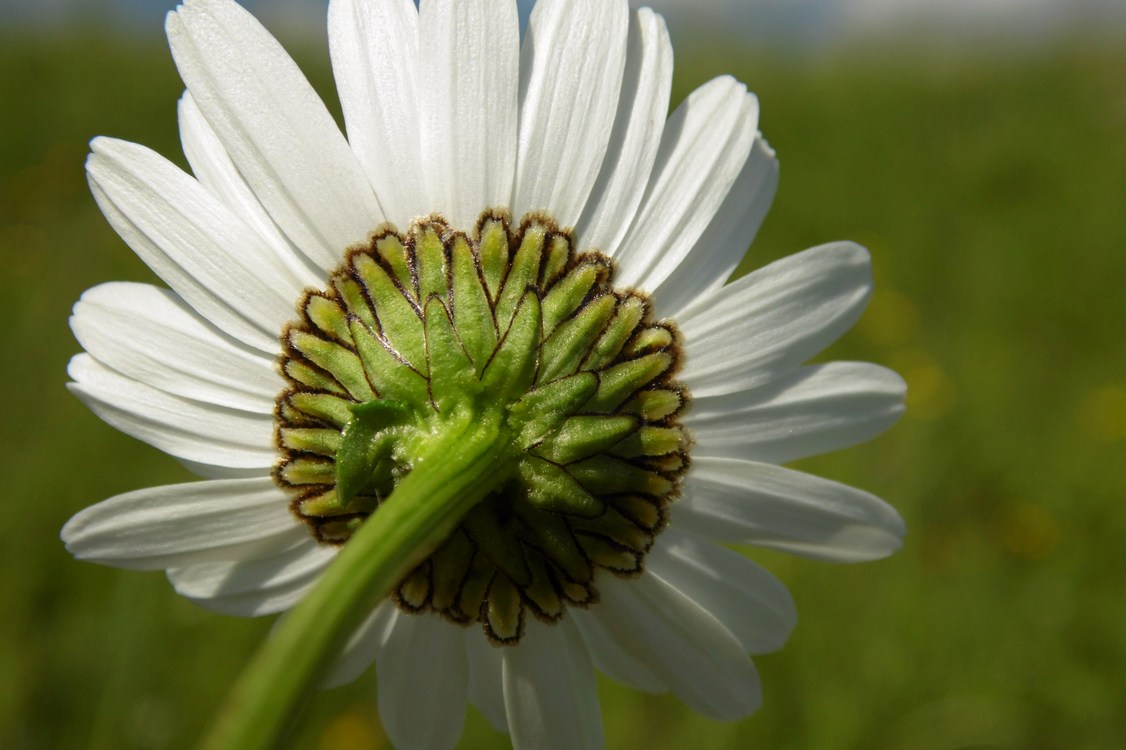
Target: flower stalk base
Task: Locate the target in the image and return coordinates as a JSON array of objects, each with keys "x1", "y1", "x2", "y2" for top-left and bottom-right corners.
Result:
[{"x1": 201, "y1": 408, "x2": 516, "y2": 750}]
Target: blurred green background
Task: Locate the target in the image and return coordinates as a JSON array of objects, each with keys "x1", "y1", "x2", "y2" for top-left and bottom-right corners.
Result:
[{"x1": 2, "y1": 13, "x2": 1125, "y2": 750}]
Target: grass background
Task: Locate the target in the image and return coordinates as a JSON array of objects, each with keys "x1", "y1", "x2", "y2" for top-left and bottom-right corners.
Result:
[{"x1": 2, "y1": 18, "x2": 1124, "y2": 750}]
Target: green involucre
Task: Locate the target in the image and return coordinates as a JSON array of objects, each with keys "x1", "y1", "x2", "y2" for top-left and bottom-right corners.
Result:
[{"x1": 274, "y1": 212, "x2": 689, "y2": 644}]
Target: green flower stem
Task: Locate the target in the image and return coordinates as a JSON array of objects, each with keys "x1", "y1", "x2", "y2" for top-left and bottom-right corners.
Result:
[{"x1": 199, "y1": 407, "x2": 516, "y2": 750}]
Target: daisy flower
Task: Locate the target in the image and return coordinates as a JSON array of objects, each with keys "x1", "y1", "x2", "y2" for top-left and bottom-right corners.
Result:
[{"x1": 62, "y1": 0, "x2": 907, "y2": 748}]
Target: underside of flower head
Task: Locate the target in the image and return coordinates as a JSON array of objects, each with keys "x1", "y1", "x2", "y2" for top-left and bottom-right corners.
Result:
[{"x1": 276, "y1": 210, "x2": 690, "y2": 643}]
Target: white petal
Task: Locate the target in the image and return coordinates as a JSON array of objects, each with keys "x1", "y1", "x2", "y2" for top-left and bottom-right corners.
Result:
[
  {"x1": 329, "y1": 0, "x2": 428, "y2": 224},
  {"x1": 322, "y1": 599, "x2": 396, "y2": 684},
  {"x1": 647, "y1": 528, "x2": 796, "y2": 654},
  {"x1": 679, "y1": 242, "x2": 873, "y2": 397},
  {"x1": 322, "y1": 602, "x2": 397, "y2": 689},
  {"x1": 502, "y1": 618, "x2": 603, "y2": 750},
  {"x1": 167, "y1": 530, "x2": 334, "y2": 616},
  {"x1": 591, "y1": 573, "x2": 761, "y2": 720},
  {"x1": 177, "y1": 92, "x2": 324, "y2": 287},
  {"x1": 68, "y1": 354, "x2": 275, "y2": 469},
  {"x1": 687, "y1": 362, "x2": 906, "y2": 464},
  {"x1": 465, "y1": 631, "x2": 509, "y2": 733},
  {"x1": 179, "y1": 461, "x2": 268, "y2": 481},
  {"x1": 167, "y1": 0, "x2": 383, "y2": 271},
  {"x1": 61, "y1": 476, "x2": 295, "y2": 570},
  {"x1": 418, "y1": 0, "x2": 519, "y2": 230},
  {"x1": 571, "y1": 610, "x2": 665, "y2": 693},
  {"x1": 378, "y1": 612, "x2": 469, "y2": 750},
  {"x1": 650, "y1": 135, "x2": 779, "y2": 317},
  {"x1": 71, "y1": 282, "x2": 281, "y2": 413},
  {"x1": 512, "y1": 0, "x2": 629, "y2": 229},
  {"x1": 576, "y1": 7, "x2": 673, "y2": 256},
  {"x1": 676, "y1": 457, "x2": 907, "y2": 562},
  {"x1": 611, "y1": 78, "x2": 757, "y2": 294},
  {"x1": 87, "y1": 137, "x2": 303, "y2": 353}
]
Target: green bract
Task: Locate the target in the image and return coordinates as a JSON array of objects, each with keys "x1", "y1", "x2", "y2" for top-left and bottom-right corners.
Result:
[{"x1": 274, "y1": 212, "x2": 688, "y2": 643}]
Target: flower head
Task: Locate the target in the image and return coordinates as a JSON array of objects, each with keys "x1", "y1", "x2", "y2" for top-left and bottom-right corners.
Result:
[{"x1": 63, "y1": 0, "x2": 907, "y2": 747}]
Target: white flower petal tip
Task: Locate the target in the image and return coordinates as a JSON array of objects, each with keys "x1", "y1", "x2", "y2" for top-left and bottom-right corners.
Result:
[
  {"x1": 70, "y1": 281, "x2": 282, "y2": 413},
  {"x1": 680, "y1": 457, "x2": 907, "y2": 563},
  {"x1": 61, "y1": 477, "x2": 295, "y2": 570}
]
